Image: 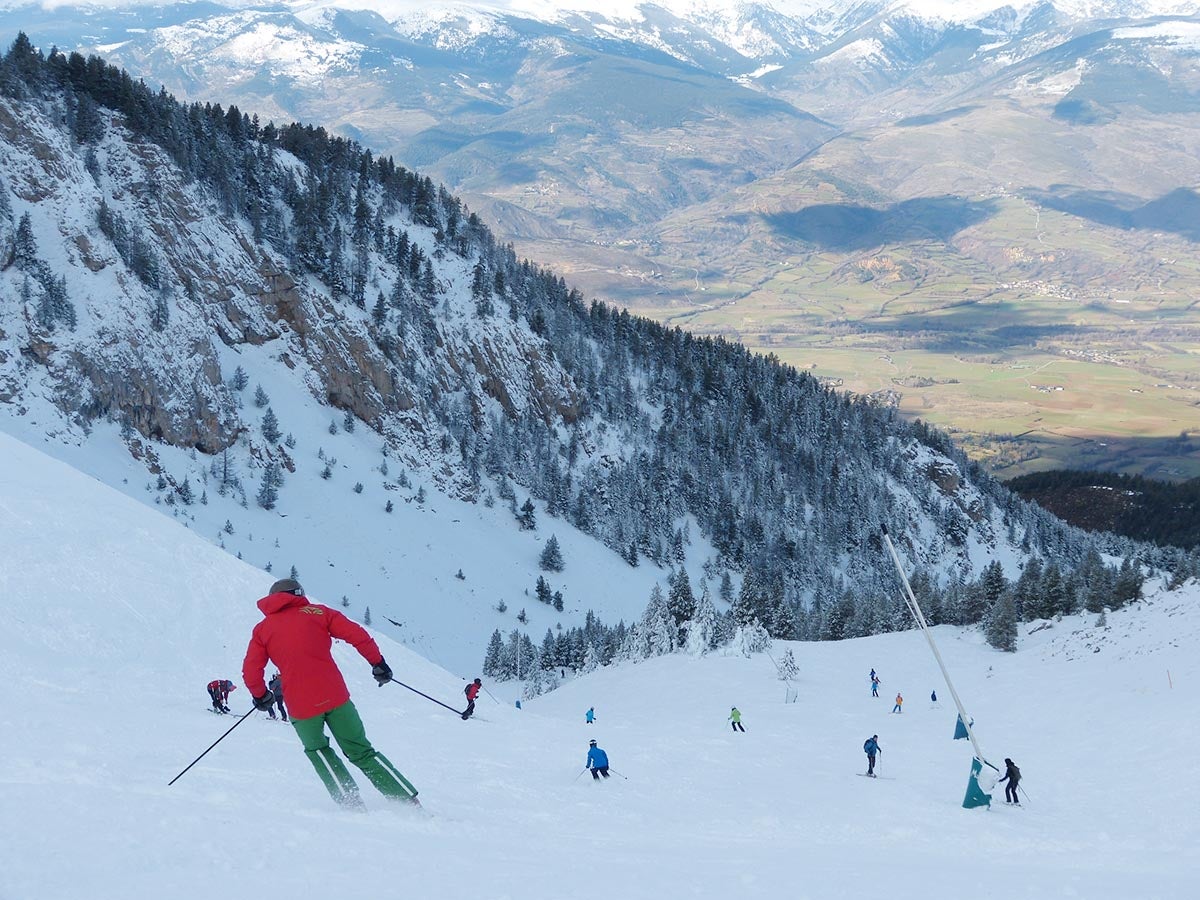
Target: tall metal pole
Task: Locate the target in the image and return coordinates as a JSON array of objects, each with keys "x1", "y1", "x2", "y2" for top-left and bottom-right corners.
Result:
[{"x1": 880, "y1": 524, "x2": 989, "y2": 765}]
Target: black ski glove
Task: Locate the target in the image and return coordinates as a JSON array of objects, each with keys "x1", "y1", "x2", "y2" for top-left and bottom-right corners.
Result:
[
  {"x1": 252, "y1": 690, "x2": 275, "y2": 711},
  {"x1": 372, "y1": 659, "x2": 393, "y2": 686}
]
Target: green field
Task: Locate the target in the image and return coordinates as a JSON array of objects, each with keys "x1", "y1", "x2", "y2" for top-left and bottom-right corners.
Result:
[{"x1": 621, "y1": 193, "x2": 1200, "y2": 480}]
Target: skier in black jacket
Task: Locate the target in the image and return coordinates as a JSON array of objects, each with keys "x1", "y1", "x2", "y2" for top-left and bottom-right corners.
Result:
[{"x1": 999, "y1": 758, "x2": 1021, "y2": 804}]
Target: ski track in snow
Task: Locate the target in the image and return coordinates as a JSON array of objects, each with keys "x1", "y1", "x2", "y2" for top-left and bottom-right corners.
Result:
[{"x1": 0, "y1": 429, "x2": 1197, "y2": 899}]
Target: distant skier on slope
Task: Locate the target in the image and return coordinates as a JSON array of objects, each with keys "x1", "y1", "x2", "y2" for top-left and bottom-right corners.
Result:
[
  {"x1": 462, "y1": 677, "x2": 482, "y2": 720},
  {"x1": 999, "y1": 758, "x2": 1022, "y2": 805},
  {"x1": 585, "y1": 706, "x2": 596, "y2": 725},
  {"x1": 242, "y1": 578, "x2": 419, "y2": 809},
  {"x1": 930, "y1": 689, "x2": 937, "y2": 705},
  {"x1": 729, "y1": 707, "x2": 746, "y2": 732},
  {"x1": 871, "y1": 675, "x2": 881, "y2": 697},
  {"x1": 863, "y1": 735, "x2": 881, "y2": 777},
  {"x1": 268, "y1": 672, "x2": 287, "y2": 722},
  {"x1": 586, "y1": 739, "x2": 610, "y2": 780},
  {"x1": 892, "y1": 693, "x2": 903, "y2": 713},
  {"x1": 207, "y1": 678, "x2": 236, "y2": 714}
]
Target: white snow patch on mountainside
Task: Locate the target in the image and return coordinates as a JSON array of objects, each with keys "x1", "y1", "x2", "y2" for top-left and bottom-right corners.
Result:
[
  {"x1": 1112, "y1": 19, "x2": 1200, "y2": 47},
  {"x1": 1, "y1": 427, "x2": 1197, "y2": 899},
  {"x1": 155, "y1": 15, "x2": 366, "y2": 80},
  {"x1": 819, "y1": 36, "x2": 891, "y2": 66}
]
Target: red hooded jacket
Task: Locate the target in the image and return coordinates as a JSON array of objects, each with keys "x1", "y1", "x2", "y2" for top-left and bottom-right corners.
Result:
[{"x1": 242, "y1": 592, "x2": 383, "y2": 720}]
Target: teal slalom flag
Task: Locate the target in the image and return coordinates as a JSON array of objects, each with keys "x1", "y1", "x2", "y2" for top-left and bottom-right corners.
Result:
[
  {"x1": 963, "y1": 757, "x2": 997, "y2": 809},
  {"x1": 954, "y1": 713, "x2": 974, "y2": 740}
]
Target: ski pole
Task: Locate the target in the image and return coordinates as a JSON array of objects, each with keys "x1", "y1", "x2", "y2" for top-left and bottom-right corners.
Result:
[
  {"x1": 168, "y1": 708, "x2": 256, "y2": 786},
  {"x1": 1019, "y1": 784, "x2": 1031, "y2": 804},
  {"x1": 386, "y1": 677, "x2": 467, "y2": 717},
  {"x1": 573, "y1": 767, "x2": 588, "y2": 782},
  {"x1": 608, "y1": 769, "x2": 630, "y2": 780}
]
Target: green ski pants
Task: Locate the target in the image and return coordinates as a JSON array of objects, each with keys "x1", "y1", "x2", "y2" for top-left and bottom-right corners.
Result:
[{"x1": 291, "y1": 700, "x2": 418, "y2": 807}]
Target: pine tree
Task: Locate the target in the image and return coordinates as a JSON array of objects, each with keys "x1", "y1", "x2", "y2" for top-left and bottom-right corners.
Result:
[
  {"x1": 364, "y1": 606, "x2": 372, "y2": 626},
  {"x1": 731, "y1": 621, "x2": 771, "y2": 657},
  {"x1": 776, "y1": 648, "x2": 799, "y2": 681},
  {"x1": 683, "y1": 583, "x2": 718, "y2": 655},
  {"x1": 539, "y1": 534, "x2": 564, "y2": 572},
  {"x1": 13, "y1": 212, "x2": 37, "y2": 270},
  {"x1": 667, "y1": 568, "x2": 696, "y2": 642},
  {"x1": 1113, "y1": 557, "x2": 1144, "y2": 608},
  {"x1": 641, "y1": 585, "x2": 676, "y2": 657},
  {"x1": 230, "y1": 365, "x2": 249, "y2": 391},
  {"x1": 985, "y1": 591, "x2": 1018, "y2": 652},
  {"x1": 517, "y1": 498, "x2": 537, "y2": 530},
  {"x1": 719, "y1": 572, "x2": 733, "y2": 604},
  {"x1": 482, "y1": 629, "x2": 505, "y2": 678},
  {"x1": 256, "y1": 462, "x2": 281, "y2": 510},
  {"x1": 254, "y1": 385, "x2": 269, "y2": 408},
  {"x1": 261, "y1": 406, "x2": 281, "y2": 443}
]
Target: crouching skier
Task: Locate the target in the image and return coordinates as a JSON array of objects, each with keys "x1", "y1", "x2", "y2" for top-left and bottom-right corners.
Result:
[{"x1": 242, "y1": 578, "x2": 419, "y2": 810}]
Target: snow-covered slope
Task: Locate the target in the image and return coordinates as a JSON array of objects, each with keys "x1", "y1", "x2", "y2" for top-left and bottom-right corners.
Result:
[{"x1": 3, "y1": 428, "x2": 1197, "y2": 899}]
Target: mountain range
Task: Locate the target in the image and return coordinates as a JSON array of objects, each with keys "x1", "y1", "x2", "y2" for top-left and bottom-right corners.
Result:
[{"x1": 5, "y1": 0, "x2": 1197, "y2": 477}]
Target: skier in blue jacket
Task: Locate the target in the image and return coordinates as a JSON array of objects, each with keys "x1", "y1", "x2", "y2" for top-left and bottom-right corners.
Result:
[
  {"x1": 863, "y1": 735, "x2": 881, "y2": 777},
  {"x1": 586, "y1": 739, "x2": 610, "y2": 780}
]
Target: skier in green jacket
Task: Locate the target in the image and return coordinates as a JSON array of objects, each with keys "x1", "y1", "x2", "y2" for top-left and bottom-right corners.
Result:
[{"x1": 729, "y1": 707, "x2": 746, "y2": 732}]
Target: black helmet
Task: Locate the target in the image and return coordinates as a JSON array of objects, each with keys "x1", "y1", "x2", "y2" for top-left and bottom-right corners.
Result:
[
  {"x1": 270, "y1": 578, "x2": 304, "y2": 596},
  {"x1": 589, "y1": 739, "x2": 597, "y2": 746},
  {"x1": 474, "y1": 678, "x2": 482, "y2": 685}
]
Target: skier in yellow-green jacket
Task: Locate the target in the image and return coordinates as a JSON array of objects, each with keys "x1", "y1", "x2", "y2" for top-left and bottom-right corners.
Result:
[{"x1": 729, "y1": 707, "x2": 746, "y2": 733}]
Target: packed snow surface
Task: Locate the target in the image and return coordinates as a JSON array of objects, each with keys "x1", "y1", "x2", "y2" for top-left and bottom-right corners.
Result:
[{"x1": 2, "y1": 428, "x2": 1197, "y2": 899}]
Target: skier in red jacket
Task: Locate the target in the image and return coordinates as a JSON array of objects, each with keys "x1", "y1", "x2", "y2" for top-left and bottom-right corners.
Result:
[
  {"x1": 206, "y1": 678, "x2": 236, "y2": 714},
  {"x1": 462, "y1": 677, "x2": 482, "y2": 720},
  {"x1": 242, "y1": 578, "x2": 418, "y2": 809}
]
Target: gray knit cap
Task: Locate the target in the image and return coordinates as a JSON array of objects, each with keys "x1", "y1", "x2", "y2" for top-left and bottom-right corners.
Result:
[{"x1": 269, "y1": 578, "x2": 305, "y2": 596}]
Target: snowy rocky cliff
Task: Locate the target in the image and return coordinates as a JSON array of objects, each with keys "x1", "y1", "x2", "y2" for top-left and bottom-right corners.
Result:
[{"x1": 0, "y1": 71, "x2": 578, "y2": 481}]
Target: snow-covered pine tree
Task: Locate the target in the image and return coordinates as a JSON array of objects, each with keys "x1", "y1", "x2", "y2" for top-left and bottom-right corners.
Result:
[
  {"x1": 642, "y1": 584, "x2": 676, "y2": 657},
  {"x1": 539, "y1": 534, "x2": 564, "y2": 572},
  {"x1": 261, "y1": 407, "x2": 281, "y2": 444},
  {"x1": 582, "y1": 641, "x2": 600, "y2": 673},
  {"x1": 776, "y1": 648, "x2": 799, "y2": 681},
  {"x1": 482, "y1": 629, "x2": 505, "y2": 679},
  {"x1": 682, "y1": 582, "x2": 718, "y2": 656},
  {"x1": 256, "y1": 462, "x2": 281, "y2": 510},
  {"x1": 517, "y1": 498, "x2": 537, "y2": 530},
  {"x1": 667, "y1": 568, "x2": 696, "y2": 642},
  {"x1": 730, "y1": 621, "x2": 771, "y2": 657}
]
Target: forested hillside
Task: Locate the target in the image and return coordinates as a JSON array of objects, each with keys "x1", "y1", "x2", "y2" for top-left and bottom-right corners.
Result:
[
  {"x1": 1, "y1": 34, "x2": 1194, "y2": 667},
  {"x1": 1007, "y1": 470, "x2": 1200, "y2": 551}
]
